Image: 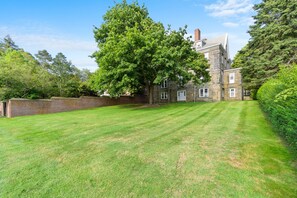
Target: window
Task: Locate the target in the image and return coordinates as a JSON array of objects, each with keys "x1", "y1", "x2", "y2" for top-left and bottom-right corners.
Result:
[
  {"x1": 161, "y1": 92, "x2": 168, "y2": 99},
  {"x1": 204, "y1": 52, "x2": 209, "y2": 60},
  {"x1": 229, "y1": 73, "x2": 235, "y2": 84},
  {"x1": 161, "y1": 80, "x2": 167, "y2": 88},
  {"x1": 199, "y1": 88, "x2": 209, "y2": 97},
  {"x1": 229, "y1": 88, "x2": 235, "y2": 97},
  {"x1": 244, "y1": 89, "x2": 250, "y2": 96}
]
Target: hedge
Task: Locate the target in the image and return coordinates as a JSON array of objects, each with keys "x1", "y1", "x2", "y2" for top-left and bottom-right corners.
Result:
[{"x1": 257, "y1": 64, "x2": 297, "y2": 152}]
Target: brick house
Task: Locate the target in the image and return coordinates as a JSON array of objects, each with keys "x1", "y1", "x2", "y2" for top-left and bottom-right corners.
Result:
[{"x1": 153, "y1": 28, "x2": 246, "y2": 103}]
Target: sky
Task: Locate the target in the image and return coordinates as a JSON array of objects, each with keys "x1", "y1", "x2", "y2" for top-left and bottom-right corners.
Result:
[{"x1": 0, "y1": 0, "x2": 260, "y2": 71}]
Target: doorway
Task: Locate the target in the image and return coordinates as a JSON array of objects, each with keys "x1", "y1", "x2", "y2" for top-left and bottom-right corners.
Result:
[{"x1": 177, "y1": 90, "x2": 186, "y2": 101}]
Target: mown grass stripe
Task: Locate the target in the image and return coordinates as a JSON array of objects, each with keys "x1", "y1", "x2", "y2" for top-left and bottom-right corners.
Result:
[{"x1": 0, "y1": 101, "x2": 296, "y2": 197}]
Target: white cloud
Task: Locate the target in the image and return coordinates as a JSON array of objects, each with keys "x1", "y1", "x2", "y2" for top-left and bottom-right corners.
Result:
[
  {"x1": 240, "y1": 16, "x2": 255, "y2": 26},
  {"x1": 205, "y1": 0, "x2": 253, "y2": 17},
  {"x1": 222, "y1": 22, "x2": 239, "y2": 27},
  {"x1": 222, "y1": 17, "x2": 254, "y2": 28}
]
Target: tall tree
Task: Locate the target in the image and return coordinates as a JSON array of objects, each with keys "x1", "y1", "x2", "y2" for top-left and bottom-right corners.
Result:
[
  {"x1": 52, "y1": 53, "x2": 74, "y2": 76},
  {"x1": 233, "y1": 0, "x2": 297, "y2": 94},
  {"x1": 92, "y1": 1, "x2": 209, "y2": 104},
  {"x1": 52, "y1": 52, "x2": 76, "y2": 96},
  {"x1": 35, "y1": 49, "x2": 53, "y2": 71},
  {"x1": 0, "y1": 35, "x2": 20, "y2": 51},
  {"x1": 50, "y1": 52, "x2": 88, "y2": 97}
]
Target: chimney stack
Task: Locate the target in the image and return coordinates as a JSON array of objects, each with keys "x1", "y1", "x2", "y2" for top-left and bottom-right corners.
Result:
[{"x1": 194, "y1": 29, "x2": 201, "y2": 42}]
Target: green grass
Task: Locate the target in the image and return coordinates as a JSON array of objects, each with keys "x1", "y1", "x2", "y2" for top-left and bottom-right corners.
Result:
[{"x1": 0, "y1": 101, "x2": 296, "y2": 197}]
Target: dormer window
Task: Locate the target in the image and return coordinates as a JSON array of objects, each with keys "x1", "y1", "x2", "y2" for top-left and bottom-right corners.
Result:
[{"x1": 195, "y1": 39, "x2": 206, "y2": 49}]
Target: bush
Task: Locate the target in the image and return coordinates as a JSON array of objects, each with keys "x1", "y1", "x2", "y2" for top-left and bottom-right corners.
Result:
[{"x1": 257, "y1": 64, "x2": 297, "y2": 152}]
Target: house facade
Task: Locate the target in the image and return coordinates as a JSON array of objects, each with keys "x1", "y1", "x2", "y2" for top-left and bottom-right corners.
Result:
[{"x1": 153, "y1": 29, "x2": 246, "y2": 103}]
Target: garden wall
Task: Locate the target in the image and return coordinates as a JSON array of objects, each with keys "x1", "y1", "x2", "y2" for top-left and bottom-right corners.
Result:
[
  {"x1": 0, "y1": 102, "x2": 3, "y2": 116},
  {"x1": 6, "y1": 96, "x2": 147, "y2": 118}
]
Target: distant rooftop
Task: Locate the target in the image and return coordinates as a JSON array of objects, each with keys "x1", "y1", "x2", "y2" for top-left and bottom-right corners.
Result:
[{"x1": 193, "y1": 28, "x2": 229, "y2": 58}]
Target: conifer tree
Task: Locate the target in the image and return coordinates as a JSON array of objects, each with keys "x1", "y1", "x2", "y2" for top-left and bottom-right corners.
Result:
[{"x1": 233, "y1": 0, "x2": 297, "y2": 94}]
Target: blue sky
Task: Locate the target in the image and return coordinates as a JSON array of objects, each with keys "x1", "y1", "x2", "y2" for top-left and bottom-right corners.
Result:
[{"x1": 0, "y1": 0, "x2": 259, "y2": 71}]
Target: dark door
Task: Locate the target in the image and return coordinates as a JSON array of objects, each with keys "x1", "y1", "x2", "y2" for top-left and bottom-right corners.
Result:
[{"x1": 3, "y1": 102, "x2": 6, "y2": 116}]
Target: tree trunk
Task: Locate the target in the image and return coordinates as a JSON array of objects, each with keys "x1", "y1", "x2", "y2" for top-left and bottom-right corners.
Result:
[{"x1": 148, "y1": 85, "x2": 154, "y2": 105}]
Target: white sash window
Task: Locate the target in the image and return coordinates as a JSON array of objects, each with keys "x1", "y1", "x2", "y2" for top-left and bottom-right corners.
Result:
[{"x1": 229, "y1": 73, "x2": 235, "y2": 84}]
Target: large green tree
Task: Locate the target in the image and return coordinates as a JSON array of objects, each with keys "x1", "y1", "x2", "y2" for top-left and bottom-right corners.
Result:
[
  {"x1": 0, "y1": 37, "x2": 94, "y2": 100},
  {"x1": 0, "y1": 49, "x2": 55, "y2": 100},
  {"x1": 35, "y1": 50, "x2": 94, "y2": 97},
  {"x1": 233, "y1": 0, "x2": 297, "y2": 95},
  {"x1": 91, "y1": 1, "x2": 209, "y2": 104}
]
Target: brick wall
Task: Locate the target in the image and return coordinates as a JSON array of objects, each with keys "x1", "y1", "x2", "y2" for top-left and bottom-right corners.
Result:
[{"x1": 6, "y1": 96, "x2": 147, "y2": 118}]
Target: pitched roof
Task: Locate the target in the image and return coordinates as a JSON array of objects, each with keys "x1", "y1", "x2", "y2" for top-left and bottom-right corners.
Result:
[
  {"x1": 203, "y1": 34, "x2": 228, "y2": 50},
  {"x1": 195, "y1": 34, "x2": 230, "y2": 59}
]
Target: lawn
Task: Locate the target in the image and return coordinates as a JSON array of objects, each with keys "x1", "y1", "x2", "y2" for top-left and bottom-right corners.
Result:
[{"x1": 0, "y1": 101, "x2": 296, "y2": 197}]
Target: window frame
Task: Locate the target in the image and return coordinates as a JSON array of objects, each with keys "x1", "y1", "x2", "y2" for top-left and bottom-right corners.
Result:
[
  {"x1": 244, "y1": 89, "x2": 250, "y2": 96},
  {"x1": 161, "y1": 92, "x2": 168, "y2": 99},
  {"x1": 199, "y1": 88, "x2": 209, "y2": 97},
  {"x1": 229, "y1": 73, "x2": 235, "y2": 84},
  {"x1": 161, "y1": 79, "x2": 168, "y2": 88},
  {"x1": 229, "y1": 88, "x2": 236, "y2": 97}
]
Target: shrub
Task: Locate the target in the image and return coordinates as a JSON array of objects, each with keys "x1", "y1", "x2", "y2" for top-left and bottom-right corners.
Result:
[{"x1": 257, "y1": 64, "x2": 297, "y2": 152}]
